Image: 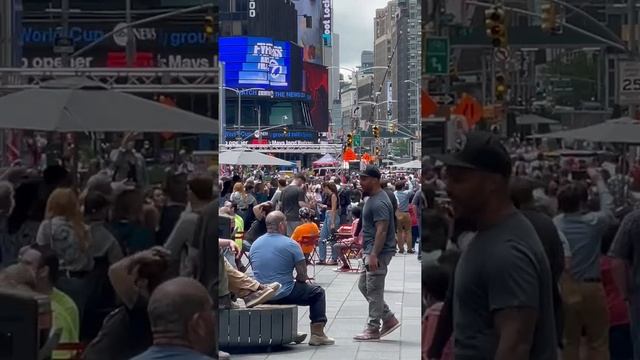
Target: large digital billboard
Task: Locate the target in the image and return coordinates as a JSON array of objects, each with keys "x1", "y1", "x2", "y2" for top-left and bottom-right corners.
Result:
[
  {"x1": 219, "y1": 36, "x2": 291, "y2": 89},
  {"x1": 303, "y1": 62, "x2": 329, "y2": 132},
  {"x1": 293, "y1": 0, "x2": 331, "y2": 65}
]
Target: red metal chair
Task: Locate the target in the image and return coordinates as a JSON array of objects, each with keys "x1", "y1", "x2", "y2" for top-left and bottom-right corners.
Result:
[
  {"x1": 55, "y1": 342, "x2": 85, "y2": 360},
  {"x1": 299, "y1": 235, "x2": 320, "y2": 279},
  {"x1": 335, "y1": 222, "x2": 364, "y2": 272}
]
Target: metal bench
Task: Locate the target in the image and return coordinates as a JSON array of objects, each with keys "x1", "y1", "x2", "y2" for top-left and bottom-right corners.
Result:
[{"x1": 219, "y1": 305, "x2": 298, "y2": 348}]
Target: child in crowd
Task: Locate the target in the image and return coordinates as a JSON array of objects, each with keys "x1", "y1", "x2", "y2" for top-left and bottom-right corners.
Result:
[
  {"x1": 422, "y1": 264, "x2": 452, "y2": 360},
  {"x1": 290, "y1": 207, "x2": 320, "y2": 263},
  {"x1": 332, "y1": 206, "x2": 363, "y2": 272},
  {"x1": 408, "y1": 203, "x2": 419, "y2": 253}
]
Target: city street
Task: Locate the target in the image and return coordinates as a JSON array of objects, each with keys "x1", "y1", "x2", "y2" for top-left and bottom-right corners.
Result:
[{"x1": 226, "y1": 255, "x2": 421, "y2": 360}]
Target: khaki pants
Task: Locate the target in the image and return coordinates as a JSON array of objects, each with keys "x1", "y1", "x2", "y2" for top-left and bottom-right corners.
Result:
[
  {"x1": 395, "y1": 211, "x2": 412, "y2": 251},
  {"x1": 561, "y1": 276, "x2": 609, "y2": 360},
  {"x1": 223, "y1": 257, "x2": 259, "y2": 298}
]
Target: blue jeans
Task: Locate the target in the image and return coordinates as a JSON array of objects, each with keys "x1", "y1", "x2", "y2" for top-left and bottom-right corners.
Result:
[
  {"x1": 318, "y1": 212, "x2": 337, "y2": 261},
  {"x1": 267, "y1": 282, "x2": 328, "y2": 324}
]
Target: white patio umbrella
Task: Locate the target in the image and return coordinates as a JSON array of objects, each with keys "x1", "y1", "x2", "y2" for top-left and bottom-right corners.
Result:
[
  {"x1": 0, "y1": 77, "x2": 218, "y2": 133},
  {"x1": 219, "y1": 150, "x2": 294, "y2": 166},
  {"x1": 393, "y1": 160, "x2": 421, "y2": 169}
]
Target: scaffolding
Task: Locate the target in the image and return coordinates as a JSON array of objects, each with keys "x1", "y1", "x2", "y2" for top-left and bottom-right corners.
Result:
[{"x1": 0, "y1": 67, "x2": 220, "y2": 93}]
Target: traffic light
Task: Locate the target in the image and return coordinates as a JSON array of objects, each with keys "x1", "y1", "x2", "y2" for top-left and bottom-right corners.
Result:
[
  {"x1": 347, "y1": 133, "x2": 353, "y2": 147},
  {"x1": 541, "y1": 2, "x2": 562, "y2": 35},
  {"x1": 496, "y1": 74, "x2": 507, "y2": 101},
  {"x1": 389, "y1": 123, "x2": 396, "y2": 133},
  {"x1": 204, "y1": 16, "x2": 214, "y2": 37},
  {"x1": 283, "y1": 127, "x2": 288, "y2": 136},
  {"x1": 372, "y1": 125, "x2": 380, "y2": 138},
  {"x1": 375, "y1": 146, "x2": 381, "y2": 156},
  {"x1": 485, "y1": 6, "x2": 507, "y2": 48}
]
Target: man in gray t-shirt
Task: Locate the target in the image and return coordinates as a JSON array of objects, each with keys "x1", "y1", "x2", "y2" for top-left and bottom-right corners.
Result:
[
  {"x1": 361, "y1": 190, "x2": 397, "y2": 255},
  {"x1": 436, "y1": 131, "x2": 557, "y2": 359},
  {"x1": 280, "y1": 175, "x2": 307, "y2": 235},
  {"x1": 353, "y1": 166, "x2": 401, "y2": 342},
  {"x1": 454, "y1": 212, "x2": 556, "y2": 359}
]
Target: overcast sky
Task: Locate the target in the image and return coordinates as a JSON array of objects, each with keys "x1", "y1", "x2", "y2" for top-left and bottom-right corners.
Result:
[{"x1": 334, "y1": 0, "x2": 390, "y2": 77}]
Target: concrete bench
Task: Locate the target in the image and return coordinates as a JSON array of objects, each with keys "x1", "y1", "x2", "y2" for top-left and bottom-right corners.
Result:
[{"x1": 219, "y1": 305, "x2": 298, "y2": 348}]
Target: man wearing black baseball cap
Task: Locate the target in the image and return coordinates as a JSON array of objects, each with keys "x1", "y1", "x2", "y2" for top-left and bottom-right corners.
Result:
[
  {"x1": 433, "y1": 131, "x2": 557, "y2": 359},
  {"x1": 353, "y1": 165, "x2": 401, "y2": 341}
]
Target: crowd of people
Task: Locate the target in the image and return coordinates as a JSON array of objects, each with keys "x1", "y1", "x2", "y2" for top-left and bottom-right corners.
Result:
[
  {"x1": 0, "y1": 133, "x2": 222, "y2": 359},
  {"x1": 218, "y1": 163, "x2": 421, "y2": 348},
  {"x1": 422, "y1": 130, "x2": 640, "y2": 360}
]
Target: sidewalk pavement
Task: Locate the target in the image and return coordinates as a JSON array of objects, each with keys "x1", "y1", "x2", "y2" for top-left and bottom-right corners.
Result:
[{"x1": 226, "y1": 253, "x2": 421, "y2": 360}]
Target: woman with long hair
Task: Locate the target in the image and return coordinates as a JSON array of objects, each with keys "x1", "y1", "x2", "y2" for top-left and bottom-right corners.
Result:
[
  {"x1": 317, "y1": 181, "x2": 339, "y2": 265},
  {"x1": 36, "y1": 188, "x2": 93, "y2": 274},
  {"x1": 230, "y1": 182, "x2": 256, "y2": 221}
]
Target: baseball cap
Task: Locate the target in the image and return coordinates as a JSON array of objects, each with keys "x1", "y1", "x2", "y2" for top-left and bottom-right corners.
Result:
[
  {"x1": 359, "y1": 165, "x2": 381, "y2": 179},
  {"x1": 434, "y1": 131, "x2": 512, "y2": 178}
]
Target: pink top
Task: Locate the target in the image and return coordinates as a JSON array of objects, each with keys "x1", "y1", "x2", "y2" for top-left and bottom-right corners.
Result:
[
  {"x1": 601, "y1": 256, "x2": 630, "y2": 326},
  {"x1": 422, "y1": 302, "x2": 453, "y2": 360}
]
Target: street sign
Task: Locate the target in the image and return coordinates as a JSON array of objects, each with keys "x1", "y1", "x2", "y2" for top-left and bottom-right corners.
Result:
[
  {"x1": 452, "y1": 94, "x2": 483, "y2": 126},
  {"x1": 494, "y1": 47, "x2": 510, "y2": 62},
  {"x1": 424, "y1": 37, "x2": 449, "y2": 75},
  {"x1": 430, "y1": 92, "x2": 456, "y2": 105},
  {"x1": 619, "y1": 61, "x2": 640, "y2": 105},
  {"x1": 53, "y1": 36, "x2": 75, "y2": 54},
  {"x1": 353, "y1": 134, "x2": 361, "y2": 147}
]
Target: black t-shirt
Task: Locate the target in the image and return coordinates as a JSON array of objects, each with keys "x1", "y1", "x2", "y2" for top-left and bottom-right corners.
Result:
[
  {"x1": 157, "y1": 204, "x2": 186, "y2": 245},
  {"x1": 280, "y1": 185, "x2": 305, "y2": 221},
  {"x1": 83, "y1": 297, "x2": 152, "y2": 360},
  {"x1": 384, "y1": 188, "x2": 398, "y2": 213},
  {"x1": 244, "y1": 218, "x2": 267, "y2": 244}
]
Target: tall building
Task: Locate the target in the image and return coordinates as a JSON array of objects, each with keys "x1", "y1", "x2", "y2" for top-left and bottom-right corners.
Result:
[
  {"x1": 326, "y1": 33, "x2": 341, "y2": 140},
  {"x1": 361, "y1": 50, "x2": 374, "y2": 74},
  {"x1": 396, "y1": 0, "x2": 421, "y2": 128},
  {"x1": 373, "y1": 2, "x2": 397, "y2": 125}
]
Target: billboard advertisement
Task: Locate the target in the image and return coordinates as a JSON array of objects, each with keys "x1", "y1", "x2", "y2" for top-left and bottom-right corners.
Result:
[
  {"x1": 303, "y1": 62, "x2": 329, "y2": 132},
  {"x1": 293, "y1": 0, "x2": 331, "y2": 64},
  {"x1": 219, "y1": 36, "x2": 291, "y2": 89},
  {"x1": 19, "y1": 20, "x2": 217, "y2": 68},
  {"x1": 225, "y1": 129, "x2": 318, "y2": 145}
]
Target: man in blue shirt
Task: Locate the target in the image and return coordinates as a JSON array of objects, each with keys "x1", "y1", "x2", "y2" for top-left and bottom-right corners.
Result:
[
  {"x1": 250, "y1": 211, "x2": 335, "y2": 346},
  {"x1": 131, "y1": 277, "x2": 215, "y2": 360}
]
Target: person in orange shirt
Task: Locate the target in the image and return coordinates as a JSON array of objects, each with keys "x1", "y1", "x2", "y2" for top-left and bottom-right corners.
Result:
[{"x1": 290, "y1": 207, "x2": 320, "y2": 262}]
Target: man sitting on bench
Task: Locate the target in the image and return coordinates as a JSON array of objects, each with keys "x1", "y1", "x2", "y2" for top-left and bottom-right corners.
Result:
[
  {"x1": 218, "y1": 239, "x2": 280, "y2": 309},
  {"x1": 249, "y1": 211, "x2": 335, "y2": 347}
]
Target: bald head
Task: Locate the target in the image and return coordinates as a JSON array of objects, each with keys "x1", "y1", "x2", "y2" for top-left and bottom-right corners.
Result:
[
  {"x1": 147, "y1": 277, "x2": 211, "y2": 339},
  {"x1": 265, "y1": 211, "x2": 286, "y2": 234}
]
